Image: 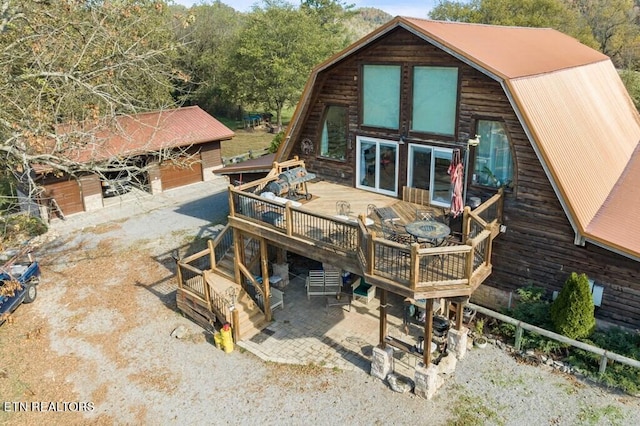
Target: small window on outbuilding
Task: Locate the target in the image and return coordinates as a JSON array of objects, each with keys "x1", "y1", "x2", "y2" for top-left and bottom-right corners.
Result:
[{"x1": 319, "y1": 105, "x2": 348, "y2": 161}]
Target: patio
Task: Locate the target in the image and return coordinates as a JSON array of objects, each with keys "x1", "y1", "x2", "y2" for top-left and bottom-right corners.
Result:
[{"x1": 236, "y1": 266, "x2": 440, "y2": 379}]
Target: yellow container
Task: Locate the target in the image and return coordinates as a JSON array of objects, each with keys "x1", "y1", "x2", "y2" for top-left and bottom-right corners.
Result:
[
  {"x1": 220, "y1": 323, "x2": 234, "y2": 353},
  {"x1": 213, "y1": 332, "x2": 223, "y2": 350}
]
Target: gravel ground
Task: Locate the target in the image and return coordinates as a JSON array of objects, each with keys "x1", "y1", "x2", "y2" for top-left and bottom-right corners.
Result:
[{"x1": 2, "y1": 180, "x2": 639, "y2": 425}]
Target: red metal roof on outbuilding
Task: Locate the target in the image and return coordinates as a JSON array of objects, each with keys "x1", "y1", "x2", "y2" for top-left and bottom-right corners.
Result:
[{"x1": 60, "y1": 106, "x2": 234, "y2": 163}]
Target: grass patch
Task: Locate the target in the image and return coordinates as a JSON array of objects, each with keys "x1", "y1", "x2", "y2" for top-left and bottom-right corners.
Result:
[
  {"x1": 446, "y1": 385, "x2": 504, "y2": 426},
  {"x1": 577, "y1": 404, "x2": 624, "y2": 425},
  {"x1": 221, "y1": 128, "x2": 276, "y2": 158}
]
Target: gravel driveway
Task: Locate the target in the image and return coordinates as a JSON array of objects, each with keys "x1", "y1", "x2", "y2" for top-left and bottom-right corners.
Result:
[{"x1": 1, "y1": 179, "x2": 639, "y2": 425}]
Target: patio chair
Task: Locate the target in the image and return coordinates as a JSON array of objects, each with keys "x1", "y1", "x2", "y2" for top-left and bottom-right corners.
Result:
[
  {"x1": 381, "y1": 219, "x2": 413, "y2": 245},
  {"x1": 415, "y1": 208, "x2": 434, "y2": 221},
  {"x1": 336, "y1": 200, "x2": 352, "y2": 217},
  {"x1": 352, "y1": 277, "x2": 376, "y2": 304}
]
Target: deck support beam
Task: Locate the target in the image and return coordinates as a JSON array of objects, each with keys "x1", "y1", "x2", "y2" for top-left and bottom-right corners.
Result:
[
  {"x1": 260, "y1": 238, "x2": 272, "y2": 322},
  {"x1": 379, "y1": 289, "x2": 388, "y2": 349},
  {"x1": 423, "y1": 298, "x2": 434, "y2": 366}
]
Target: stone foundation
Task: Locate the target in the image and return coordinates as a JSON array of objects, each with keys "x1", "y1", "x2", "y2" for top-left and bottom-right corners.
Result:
[
  {"x1": 370, "y1": 345, "x2": 393, "y2": 380},
  {"x1": 447, "y1": 327, "x2": 468, "y2": 359},
  {"x1": 414, "y1": 363, "x2": 443, "y2": 400}
]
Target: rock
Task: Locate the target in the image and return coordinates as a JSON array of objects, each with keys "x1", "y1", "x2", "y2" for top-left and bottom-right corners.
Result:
[
  {"x1": 438, "y1": 353, "x2": 457, "y2": 375},
  {"x1": 171, "y1": 325, "x2": 188, "y2": 339},
  {"x1": 386, "y1": 373, "x2": 414, "y2": 394}
]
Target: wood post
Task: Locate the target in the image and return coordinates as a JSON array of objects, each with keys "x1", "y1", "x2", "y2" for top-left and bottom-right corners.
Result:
[
  {"x1": 514, "y1": 323, "x2": 524, "y2": 351},
  {"x1": 423, "y1": 298, "x2": 434, "y2": 366},
  {"x1": 228, "y1": 185, "x2": 236, "y2": 217},
  {"x1": 233, "y1": 229, "x2": 243, "y2": 287},
  {"x1": 456, "y1": 302, "x2": 463, "y2": 331},
  {"x1": 208, "y1": 238, "x2": 216, "y2": 271},
  {"x1": 203, "y1": 270, "x2": 212, "y2": 312},
  {"x1": 260, "y1": 238, "x2": 272, "y2": 322},
  {"x1": 410, "y1": 243, "x2": 419, "y2": 291},
  {"x1": 232, "y1": 309, "x2": 240, "y2": 342},
  {"x1": 379, "y1": 289, "x2": 388, "y2": 349}
]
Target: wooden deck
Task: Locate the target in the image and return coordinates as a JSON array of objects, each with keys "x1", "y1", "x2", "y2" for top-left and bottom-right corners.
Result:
[{"x1": 227, "y1": 167, "x2": 502, "y2": 301}]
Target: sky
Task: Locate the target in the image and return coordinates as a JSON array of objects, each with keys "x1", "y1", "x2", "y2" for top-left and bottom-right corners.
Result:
[{"x1": 171, "y1": 0, "x2": 438, "y2": 19}]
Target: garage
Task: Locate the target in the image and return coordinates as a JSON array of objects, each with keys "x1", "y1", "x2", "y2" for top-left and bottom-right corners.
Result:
[
  {"x1": 159, "y1": 155, "x2": 203, "y2": 191},
  {"x1": 42, "y1": 177, "x2": 84, "y2": 216}
]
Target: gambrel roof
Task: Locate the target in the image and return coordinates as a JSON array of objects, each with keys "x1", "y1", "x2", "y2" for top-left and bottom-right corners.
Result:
[{"x1": 279, "y1": 17, "x2": 640, "y2": 260}]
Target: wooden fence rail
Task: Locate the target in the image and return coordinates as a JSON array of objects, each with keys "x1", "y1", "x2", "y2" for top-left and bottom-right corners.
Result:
[{"x1": 468, "y1": 303, "x2": 640, "y2": 375}]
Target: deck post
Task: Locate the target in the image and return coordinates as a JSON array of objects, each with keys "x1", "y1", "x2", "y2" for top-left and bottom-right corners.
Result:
[
  {"x1": 285, "y1": 204, "x2": 293, "y2": 236},
  {"x1": 233, "y1": 229, "x2": 243, "y2": 287},
  {"x1": 379, "y1": 289, "x2": 388, "y2": 349},
  {"x1": 260, "y1": 238, "x2": 272, "y2": 322},
  {"x1": 410, "y1": 243, "x2": 419, "y2": 291},
  {"x1": 423, "y1": 298, "x2": 434, "y2": 366},
  {"x1": 462, "y1": 206, "x2": 471, "y2": 243},
  {"x1": 455, "y1": 302, "x2": 463, "y2": 331},
  {"x1": 202, "y1": 270, "x2": 212, "y2": 312},
  {"x1": 208, "y1": 238, "x2": 216, "y2": 270},
  {"x1": 228, "y1": 185, "x2": 236, "y2": 217},
  {"x1": 232, "y1": 309, "x2": 240, "y2": 342},
  {"x1": 176, "y1": 262, "x2": 184, "y2": 290}
]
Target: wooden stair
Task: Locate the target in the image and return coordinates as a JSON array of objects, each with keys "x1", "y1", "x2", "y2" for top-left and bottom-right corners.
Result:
[{"x1": 209, "y1": 240, "x2": 269, "y2": 341}]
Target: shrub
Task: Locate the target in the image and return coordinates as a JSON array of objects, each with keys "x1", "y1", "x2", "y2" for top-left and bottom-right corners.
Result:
[{"x1": 550, "y1": 272, "x2": 596, "y2": 340}]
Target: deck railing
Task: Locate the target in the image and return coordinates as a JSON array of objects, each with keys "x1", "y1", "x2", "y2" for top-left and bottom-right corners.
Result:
[
  {"x1": 177, "y1": 249, "x2": 234, "y2": 331},
  {"x1": 229, "y1": 184, "x2": 500, "y2": 297}
]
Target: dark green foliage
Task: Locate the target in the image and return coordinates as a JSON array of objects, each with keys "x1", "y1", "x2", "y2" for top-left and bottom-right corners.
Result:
[
  {"x1": 269, "y1": 131, "x2": 286, "y2": 154},
  {"x1": 567, "y1": 327, "x2": 640, "y2": 395},
  {"x1": 494, "y1": 286, "x2": 564, "y2": 354},
  {"x1": 550, "y1": 272, "x2": 596, "y2": 340}
]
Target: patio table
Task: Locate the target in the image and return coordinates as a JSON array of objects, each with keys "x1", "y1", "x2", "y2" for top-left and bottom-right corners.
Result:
[{"x1": 404, "y1": 220, "x2": 450, "y2": 245}]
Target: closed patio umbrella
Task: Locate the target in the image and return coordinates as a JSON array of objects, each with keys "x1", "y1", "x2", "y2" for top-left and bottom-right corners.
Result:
[{"x1": 449, "y1": 149, "x2": 464, "y2": 218}]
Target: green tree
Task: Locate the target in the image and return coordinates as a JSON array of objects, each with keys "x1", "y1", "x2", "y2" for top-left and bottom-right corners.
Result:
[
  {"x1": 226, "y1": 0, "x2": 349, "y2": 129},
  {"x1": 171, "y1": 1, "x2": 245, "y2": 117},
  {"x1": 573, "y1": 0, "x2": 640, "y2": 67},
  {"x1": 0, "y1": 0, "x2": 183, "y2": 200},
  {"x1": 430, "y1": 0, "x2": 598, "y2": 48},
  {"x1": 550, "y1": 272, "x2": 596, "y2": 340}
]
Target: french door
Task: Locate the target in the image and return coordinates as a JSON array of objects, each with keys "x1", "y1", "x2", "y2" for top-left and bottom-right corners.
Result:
[
  {"x1": 356, "y1": 136, "x2": 399, "y2": 196},
  {"x1": 407, "y1": 144, "x2": 452, "y2": 207}
]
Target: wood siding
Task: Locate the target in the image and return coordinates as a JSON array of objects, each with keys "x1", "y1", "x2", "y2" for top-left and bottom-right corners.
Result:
[
  {"x1": 42, "y1": 177, "x2": 84, "y2": 215},
  {"x1": 287, "y1": 27, "x2": 640, "y2": 328},
  {"x1": 160, "y1": 148, "x2": 203, "y2": 190},
  {"x1": 200, "y1": 141, "x2": 222, "y2": 169}
]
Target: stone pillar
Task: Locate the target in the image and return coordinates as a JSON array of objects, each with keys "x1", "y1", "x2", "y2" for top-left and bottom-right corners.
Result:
[
  {"x1": 147, "y1": 163, "x2": 162, "y2": 194},
  {"x1": 272, "y1": 263, "x2": 289, "y2": 288},
  {"x1": 414, "y1": 363, "x2": 443, "y2": 400},
  {"x1": 447, "y1": 326, "x2": 468, "y2": 359},
  {"x1": 370, "y1": 345, "x2": 393, "y2": 380}
]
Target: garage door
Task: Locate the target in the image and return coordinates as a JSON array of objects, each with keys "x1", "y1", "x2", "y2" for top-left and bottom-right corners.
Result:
[
  {"x1": 159, "y1": 157, "x2": 203, "y2": 191},
  {"x1": 44, "y1": 178, "x2": 84, "y2": 216}
]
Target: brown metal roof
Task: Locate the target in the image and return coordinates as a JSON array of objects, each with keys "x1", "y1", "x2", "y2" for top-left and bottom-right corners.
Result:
[
  {"x1": 402, "y1": 18, "x2": 609, "y2": 79},
  {"x1": 59, "y1": 106, "x2": 234, "y2": 163},
  {"x1": 279, "y1": 17, "x2": 640, "y2": 259},
  {"x1": 586, "y1": 144, "x2": 640, "y2": 258},
  {"x1": 510, "y1": 62, "x2": 640, "y2": 225}
]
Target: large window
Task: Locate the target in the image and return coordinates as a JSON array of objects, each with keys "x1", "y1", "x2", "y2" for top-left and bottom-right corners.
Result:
[
  {"x1": 471, "y1": 120, "x2": 513, "y2": 188},
  {"x1": 362, "y1": 65, "x2": 400, "y2": 129},
  {"x1": 411, "y1": 66, "x2": 458, "y2": 136},
  {"x1": 319, "y1": 105, "x2": 348, "y2": 160}
]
